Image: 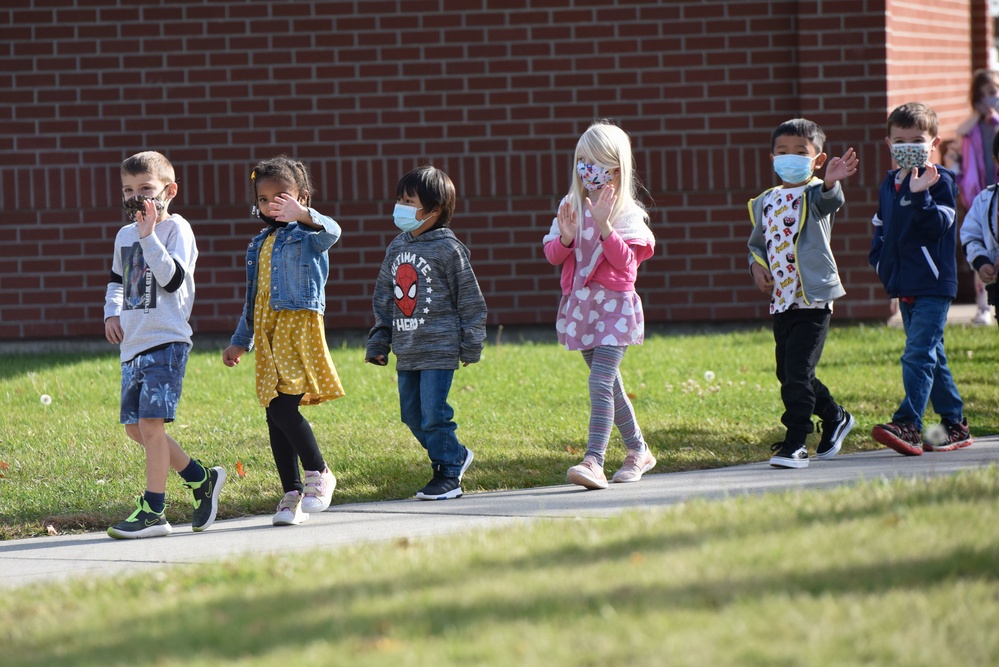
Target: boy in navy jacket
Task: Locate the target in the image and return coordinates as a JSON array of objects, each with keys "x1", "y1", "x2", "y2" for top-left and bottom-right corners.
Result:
[{"x1": 869, "y1": 102, "x2": 973, "y2": 455}]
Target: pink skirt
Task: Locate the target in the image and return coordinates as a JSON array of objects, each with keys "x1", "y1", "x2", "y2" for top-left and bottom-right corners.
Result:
[{"x1": 556, "y1": 283, "x2": 645, "y2": 351}]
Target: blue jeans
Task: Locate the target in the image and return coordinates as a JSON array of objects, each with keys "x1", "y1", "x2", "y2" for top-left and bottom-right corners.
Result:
[
  {"x1": 398, "y1": 369, "x2": 466, "y2": 477},
  {"x1": 895, "y1": 297, "x2": 964, "y2": 429}
]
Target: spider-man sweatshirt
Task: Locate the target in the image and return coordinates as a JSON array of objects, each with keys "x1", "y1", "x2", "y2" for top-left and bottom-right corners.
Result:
[{"x1": 366, "y1": 227, "x2": 487, "y2": 370}]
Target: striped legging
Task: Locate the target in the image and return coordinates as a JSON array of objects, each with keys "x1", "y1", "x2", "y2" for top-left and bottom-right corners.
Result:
[{"x1": 581, "y1": 345, "x2": 646, "y2": 466}]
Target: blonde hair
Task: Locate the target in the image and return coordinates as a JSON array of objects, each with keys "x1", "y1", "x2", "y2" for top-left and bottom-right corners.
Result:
[
  {"x1": 567, "y1": 120, "x2": 647, "y2": 226},
  {"x1": 121, "y1": 151, "x2": 175, "y2": 185}
]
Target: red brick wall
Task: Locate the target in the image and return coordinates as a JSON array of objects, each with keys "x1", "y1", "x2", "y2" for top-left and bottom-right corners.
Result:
[{"x1": 0, "y1": 0, "x2": 984, "y2": 341}]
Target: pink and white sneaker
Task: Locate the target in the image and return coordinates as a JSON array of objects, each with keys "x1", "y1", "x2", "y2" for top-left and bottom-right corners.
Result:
[
  {"x1": 567, "y1": 456, "x2": 608, "y2": 490},
  {"x1": 301, "y1": 467, "x2": 336, "y2": 513},
  {"x1": 612, "y1": 448, "x2": 657, "y2": 483}
]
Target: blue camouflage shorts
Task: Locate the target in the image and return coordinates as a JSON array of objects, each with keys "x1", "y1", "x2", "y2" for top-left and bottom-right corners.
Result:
[{"x1": 120, "y1": 342, "x2": 190, "y2": 424}]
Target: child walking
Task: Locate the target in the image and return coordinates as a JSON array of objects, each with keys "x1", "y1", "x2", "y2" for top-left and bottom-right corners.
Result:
[
  {"x1": 365, "y1": 165, "x2": 486, "y2": 501},
  {"x1": 960, "y1": 132, "x2": 999, "y2": 321},
  {"x1": 223, "y1": 156, "x2": 344, "y2": 525},
  {"x1": 104, "y1": 150, "x2": 225, "y2": 539},
  {"x1": 870, "y1": 102, "x2": 973, "y2": 455},
  {"x1": 543, "y1": 120, "x2": 656, "y2": 490},
  {"x1": 956, "y1": 69, "x2": 999, "y2": 324},
  {"x1": 747, "y1": 119, "x2": 859, "y2": 468}
]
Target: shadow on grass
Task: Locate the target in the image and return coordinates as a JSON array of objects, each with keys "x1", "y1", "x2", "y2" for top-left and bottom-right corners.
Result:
[
  {"x1": 12, "y1": 488, "x2": 998, "y2": 666},
  {"x1": 0, "y1": 352, "x2": 119, "y2": 381}
]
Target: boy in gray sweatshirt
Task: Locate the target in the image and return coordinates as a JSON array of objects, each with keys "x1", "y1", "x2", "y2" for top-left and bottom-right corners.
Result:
[{"x1": 366, "y1": 166, "x2": 487, "y2": 500}]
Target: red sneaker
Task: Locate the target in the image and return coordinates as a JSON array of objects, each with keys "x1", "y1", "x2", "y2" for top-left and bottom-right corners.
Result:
[{"x1": 871, "y1": 421, "x2": 923, "y2": 456}]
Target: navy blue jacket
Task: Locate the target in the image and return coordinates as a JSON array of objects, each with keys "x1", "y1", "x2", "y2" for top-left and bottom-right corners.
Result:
[{"x1": 869, "y1": 166, "x2": 958, "y2": 299}]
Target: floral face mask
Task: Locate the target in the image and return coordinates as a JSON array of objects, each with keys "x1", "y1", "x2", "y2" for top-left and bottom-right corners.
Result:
[
  {"x1": 890, "y1": 143, "x2": 931, "y2": 171},
  {"x1": 576, "y1": 159, "x2": 618, "y2": 191}
]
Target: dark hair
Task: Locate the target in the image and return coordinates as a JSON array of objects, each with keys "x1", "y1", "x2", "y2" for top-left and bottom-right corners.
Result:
[
  {"x1": 251, "y1": 155, "x2": 314, "y2": 207},
  {"x1": 993, "y1": 130, "x2": 999, "y2": 161},
  {"x1": 771, "y1": 118, "x2": 825, "y2": 153},
  {"x1": 395, "y1": 165, "x2": 456, "y2": 229},
  {"x1": 886, "y1": 102, "x2": 938, "y2": 137},
  {"x1": 970, "y1": 68, "x2": 999, "y2": 106}
]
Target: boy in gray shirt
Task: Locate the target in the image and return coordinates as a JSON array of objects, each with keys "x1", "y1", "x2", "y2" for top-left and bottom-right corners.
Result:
[
  {"x1": 104, "y1": 151, "x2": 225, "y2": 538},
  {"x1": 366, "y1": 166, "x2": 487, "y2": 500}
]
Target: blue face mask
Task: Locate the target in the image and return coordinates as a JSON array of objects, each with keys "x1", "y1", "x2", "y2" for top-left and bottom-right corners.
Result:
[
  {"x1": 393, "y1": 203, "x2": 431, "y2": 233},
  {"x1": 772, "y1": 154, "x2": 816, "y2": 184}
]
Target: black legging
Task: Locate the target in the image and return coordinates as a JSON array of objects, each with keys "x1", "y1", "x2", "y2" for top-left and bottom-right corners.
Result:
[{"x1": 265, "y1": 392, "x2": 325, "y2": 493}]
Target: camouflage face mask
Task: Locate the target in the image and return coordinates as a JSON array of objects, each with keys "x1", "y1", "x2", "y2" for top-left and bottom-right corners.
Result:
[{"x1": 122, "y1": 187, "x2": 169, "y2": 222}]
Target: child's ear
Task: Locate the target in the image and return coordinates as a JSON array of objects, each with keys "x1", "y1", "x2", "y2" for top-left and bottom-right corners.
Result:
[
  {"x1": 166, "y1": 182, "x2": 179, "y2": 200},
  {"x1": 813, "y1": 153, "x2": 828, "y2": 170}
]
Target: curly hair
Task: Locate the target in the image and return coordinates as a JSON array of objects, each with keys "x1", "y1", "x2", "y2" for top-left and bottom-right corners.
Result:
[{"x1": 250, "y1": 155, "x2": 315, "y2": 207}]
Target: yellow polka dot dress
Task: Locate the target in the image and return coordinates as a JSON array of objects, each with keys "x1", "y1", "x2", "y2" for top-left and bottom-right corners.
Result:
[{"x1": 253, "y1": 233, "x2": 344, "y2": 408}]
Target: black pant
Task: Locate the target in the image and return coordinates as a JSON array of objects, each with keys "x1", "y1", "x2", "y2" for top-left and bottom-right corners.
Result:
[
  {"x1": 265, "y1": 392, "x2": 325, "y2": 494},
  {"x1": 773, "y1": 308, "x2": 839, "y2": 445}
]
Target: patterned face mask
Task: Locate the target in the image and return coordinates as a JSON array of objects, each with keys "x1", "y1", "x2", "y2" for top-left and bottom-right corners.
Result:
[
  {"x1": 576, "y1": 159, "x2": 618, "y2": 191},
  {"x1": 890, "y1": 143, "x2": 931, "y2": 171},
  {"x1": 122, "y1": 187, "x2": 169, "y2": 223}
]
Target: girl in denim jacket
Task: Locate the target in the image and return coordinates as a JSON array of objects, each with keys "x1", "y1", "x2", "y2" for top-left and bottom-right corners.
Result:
[{"x1": 223, "y1": 156, "x2": 344, "y2": 526}]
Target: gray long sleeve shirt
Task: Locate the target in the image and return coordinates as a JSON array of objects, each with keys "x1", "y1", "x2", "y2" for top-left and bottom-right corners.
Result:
[{"x1": 366, "y1": 227, "x2": 486, "y2": 370}]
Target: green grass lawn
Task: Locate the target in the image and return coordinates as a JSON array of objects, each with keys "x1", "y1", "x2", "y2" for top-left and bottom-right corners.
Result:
[
  {"x1": 1, "y1": 323, "x2": 998, "y2": 540},
  {"x1": 2, "y1": 324, "x2": 998, "y2": 666},
  {"x1": 1, "y1": 469, "x2": 996, "y2": 666}
]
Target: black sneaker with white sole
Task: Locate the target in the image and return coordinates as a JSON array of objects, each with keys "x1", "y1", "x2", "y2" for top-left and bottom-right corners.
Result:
[
  {"x1": 416, "y1": 467, "x2": 463, "y2": 500},
  {"x1": 107, "y1": 496, "x2": 172, "y2": 539},
  {"x1": 816, "y1": 409, "x2": 854, "y2": 460},
  {"x1": 416, "y1": 448, "x2": 473, "y2": 500},
  {"x1": 769, "y1": 442, "x2": 809, "y2": 469},
  {"x1": 185, "y1": 463, "x2": 226, "y2": 532}
]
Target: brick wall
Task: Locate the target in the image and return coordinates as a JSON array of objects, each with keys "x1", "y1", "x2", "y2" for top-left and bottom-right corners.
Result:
[{"x1": 0, "y1": 0, "x2": 985, "y2": 341}]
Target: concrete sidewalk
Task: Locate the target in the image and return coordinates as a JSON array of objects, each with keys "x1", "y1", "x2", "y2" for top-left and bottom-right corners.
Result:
[{"x1": 3, "y1": 437, "x2": 998, "y2": 590}]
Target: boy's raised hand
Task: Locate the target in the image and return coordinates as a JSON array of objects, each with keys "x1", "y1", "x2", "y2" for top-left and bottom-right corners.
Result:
[
  {"x1": 556, "y1": 199, "x2": 578, "y2": 246},
  {"x1": 909, "y1": 163, "x2": 940, "y2": 193},
  {"x1": 135, "y1": 199, "x2": 158, "y2": 238},
  {"x1": 824, "y1": 147, "x2": 858, "y2": 188}
]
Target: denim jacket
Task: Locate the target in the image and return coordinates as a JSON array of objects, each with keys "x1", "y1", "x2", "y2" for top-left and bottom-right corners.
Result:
[{"x1": 229, "y1": 210, "x2": 341, "y2": 350}]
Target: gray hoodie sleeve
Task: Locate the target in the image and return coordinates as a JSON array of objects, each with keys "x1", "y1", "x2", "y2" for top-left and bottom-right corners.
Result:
[
  {"x1": 365, "y1": 243, "x2": 396, "y2": 362},
  {"x1": 446, "y1": 243, "x2": 487, "y2": 365}
]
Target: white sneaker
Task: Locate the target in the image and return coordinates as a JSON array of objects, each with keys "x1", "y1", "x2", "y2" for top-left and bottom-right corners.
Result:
[
  {"x1": 972, "y1": 308, "x2": 994, "y2": 326},
  {"x1": 301, "y1": 467, "x2": 336, "y2": 513},
  {"x1": 273, "y1": 491, "x2": 309, "y2": 526}
]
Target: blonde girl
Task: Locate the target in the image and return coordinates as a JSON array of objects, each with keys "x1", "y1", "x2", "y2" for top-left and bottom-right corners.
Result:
[{"x1": 542, "y1": 121, "x2": 657, "y2": 489}]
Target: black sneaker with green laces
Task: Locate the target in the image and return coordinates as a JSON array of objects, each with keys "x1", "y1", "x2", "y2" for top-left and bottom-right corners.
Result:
[
  {"x1": 107, "y1": 496, "x2": 172, "y2": 540},
  {"x1": 185, "y1": 463, "x2": 226, "y2": 532}
]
